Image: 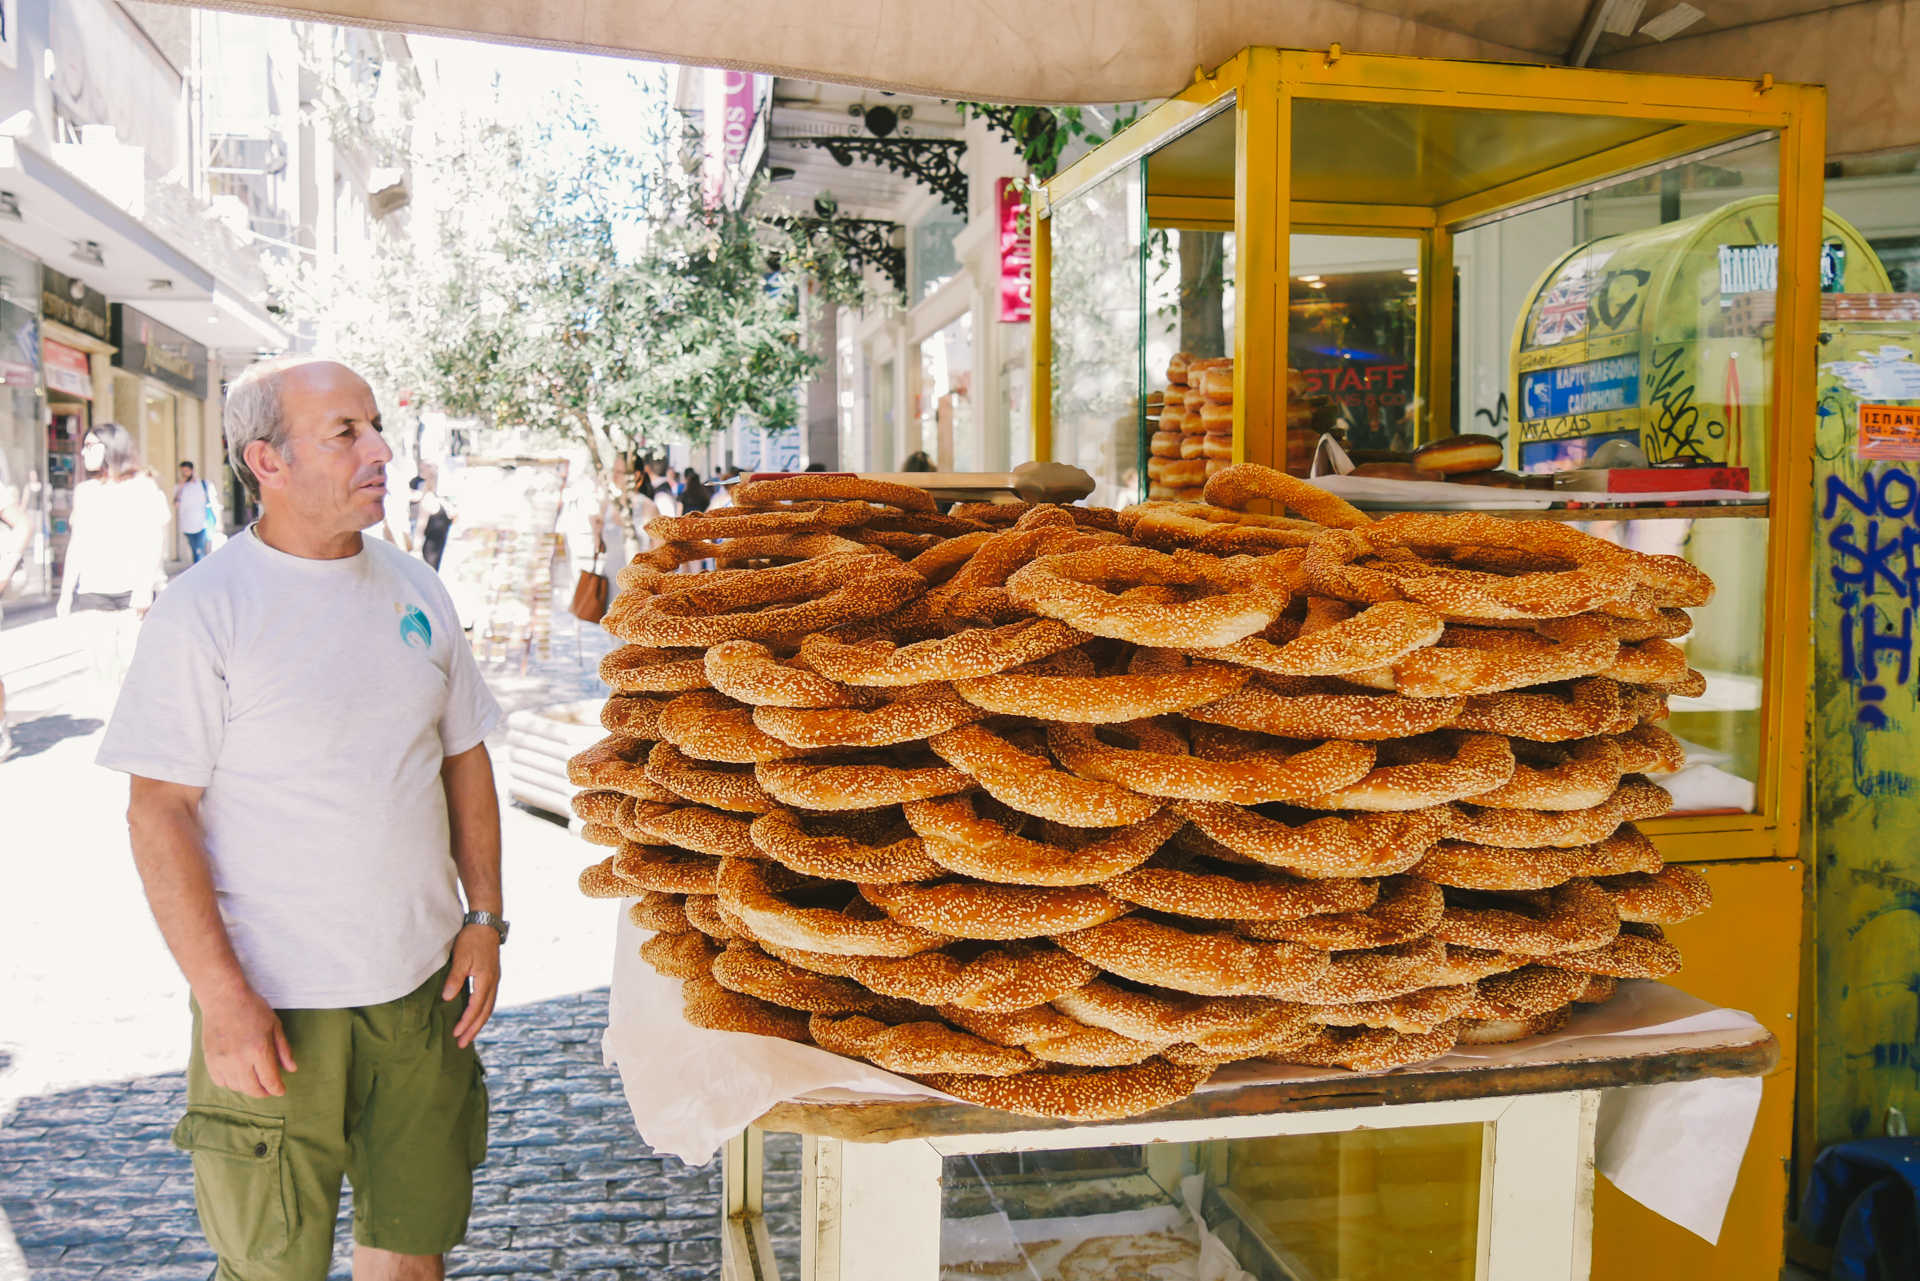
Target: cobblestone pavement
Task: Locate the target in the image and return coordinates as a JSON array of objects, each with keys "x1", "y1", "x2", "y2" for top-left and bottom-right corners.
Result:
[{"x1": 0, "y1": 990, "x2": 800, "y2": 1281}]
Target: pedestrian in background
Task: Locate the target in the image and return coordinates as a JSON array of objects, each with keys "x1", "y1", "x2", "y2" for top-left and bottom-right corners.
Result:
[
  {"x1": 903, "y1": 450, "x2": 936, "y2": 472},
  {"x1": 57, "y1": 422, "x2": 170, "y2": 686},
  {"x1": 173, "y1": 460, "x2": 217, "y2": 564},
  {"x1": 680, "y1": 468, "x2": 711, "y2": 513},
  {"x1": 417, "y1": 464, "x2": 453, "y2": 570},
  {"x1": 101, "y1": 355, "x2": 505, "y2": 1281}
]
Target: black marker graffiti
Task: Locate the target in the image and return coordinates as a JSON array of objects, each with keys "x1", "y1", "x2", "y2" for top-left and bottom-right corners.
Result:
[{"x1": 1645, "y1": 346, "x2": 1725, "y2": 464}]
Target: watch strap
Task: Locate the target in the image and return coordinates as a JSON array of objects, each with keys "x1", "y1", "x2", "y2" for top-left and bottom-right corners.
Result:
[{"x1": 463, "y1": 910, "x2": 509, "y2": 943}]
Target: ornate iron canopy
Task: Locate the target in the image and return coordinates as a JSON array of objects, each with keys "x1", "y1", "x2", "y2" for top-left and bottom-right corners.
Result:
[{"x1": 787, "y1": 137, "x2": 967, "y2": 217}]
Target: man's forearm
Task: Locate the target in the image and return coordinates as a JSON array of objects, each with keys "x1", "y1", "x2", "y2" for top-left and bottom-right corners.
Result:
[
  {"x1": 127, "y1": 779, "x2": 254, "y2": 1003},
  {"x1": 443, "y1": 743, "x2": 502, "y2": 914}
]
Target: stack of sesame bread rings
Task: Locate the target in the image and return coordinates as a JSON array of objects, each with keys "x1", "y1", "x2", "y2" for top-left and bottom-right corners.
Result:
[{"x1": 569, "y1": 464, "x2": 1715, "y2": 1122}]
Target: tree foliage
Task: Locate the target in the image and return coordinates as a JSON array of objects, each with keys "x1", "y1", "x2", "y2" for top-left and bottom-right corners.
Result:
[{"x1": 271, "y1": 90, "x2": 872, "y2": 543}]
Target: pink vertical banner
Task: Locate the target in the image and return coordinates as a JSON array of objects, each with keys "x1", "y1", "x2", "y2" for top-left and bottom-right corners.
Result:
[
  {"x1": 702, "y1": 70, "x2": 757, "y2": 207},
  {"x1": 997, "y1": 177, "x2": 1033, "y2": 323}
]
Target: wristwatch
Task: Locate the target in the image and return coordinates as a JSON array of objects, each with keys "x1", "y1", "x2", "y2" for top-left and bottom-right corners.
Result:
[{"x1": 463, "y1": 910, "x2": 510, "y2": 944}]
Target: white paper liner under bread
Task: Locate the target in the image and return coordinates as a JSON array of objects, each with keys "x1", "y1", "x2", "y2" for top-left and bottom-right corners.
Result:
[{"x1": 603, "y1": 908, "x2": 1766, "y2": 1241}]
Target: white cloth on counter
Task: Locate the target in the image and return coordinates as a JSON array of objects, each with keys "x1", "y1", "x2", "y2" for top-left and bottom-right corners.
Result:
[{"x1": 605, "y1": 908, "x2": 1769, "y2": 1245}]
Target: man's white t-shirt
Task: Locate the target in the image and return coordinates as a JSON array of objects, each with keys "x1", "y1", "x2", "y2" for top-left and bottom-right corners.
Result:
[
  {"x1": 97, "y1": 530, "x2": 501, "y2": 1009},
  {"x1": 174, "y1": 478, "x2": 211, "y2": 535}
]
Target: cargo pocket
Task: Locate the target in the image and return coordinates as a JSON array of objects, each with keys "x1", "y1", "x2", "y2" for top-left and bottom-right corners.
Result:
[
  {"x1": 463, "y1": 1061, "x2": 490, "y2": 1167},
  {"x1": 171, "y1": 1108, "x2": 297, "y2": 1261}
]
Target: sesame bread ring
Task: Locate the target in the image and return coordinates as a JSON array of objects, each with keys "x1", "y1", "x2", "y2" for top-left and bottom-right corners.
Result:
[
  {"x1": 848, "y1": 528, "x2": 941, "y2": 556},
  {"x1": 1158, "y1": 1024, "x2": 1330, "y2": 1066},
  {"x1": 1173, "y1": 802, "x2": 1452, "y2": 878},
  {"x1": 658, "y1": 691, "x2": 823, "y2": 763},
  {"x1": 905, "y1": 793, "x2": 1183, "y2": 887},
  {"x1": 1535, "y1": 922, "x2": 1681, "y2": 978},
  {"x1": 861, "y1": 880, "x2": 1131, "y2": 941},
  {"x1": 621, "y1": 532, "x2": 875, "y2": 582},
  {"x1": 681, "y1": 976, "x2": 812, "y2": 1043},
  {"x1": 647, "y1": 501, "x2": 875, "y2": 543},
  {"x1": 1599, "y1": 638, "x2": 1696, "y2": 688},
  {"x1": 733, "y1": 474, "x2": 938, "y2": 514},
  {"x1": 627, "y1": 805, "x2": 760, "y2": 861},
  {"x1": 1378, "y1": 618, "x2": 1623, "y2": 698},
  {"x1": 1410, "y1": 826, "x2": 1663, "y2": 890},
  {"x1": 928, "y1": 724, "x2": 1163, "y2": 827},
  {"x1": 1465, "y1": 736, "x2": 1625, "y2": 811},
  {"x1": 954, "y1": 648, "x2": 1251, "y2": 723},
  {"x1": 569, "y1": 735, "x2": 678, "y2": 801},
  {"x1": 1432, "y1": 881, "x2": 1620, "y2": 954},
  {"x1": 1300, "y1": 731, "x2": 1515, "y2": 811},
  {"x1": 640, "y1": 929, "x2": 722, "y2": 978},
  {"x1": 582, "y1": 821, "x2": 622, "y2": 848},
  {"x1": 1055, "y1": 917, "x2": 1330, "y2": 998},
  {"x1": 704, "y1": 640, "x2": 876, "y2": 709},
  {"x1": 579, "y1": 856, "x2": 640, "y2": 899},
  {"x1": 1578, "y1": 974, "x2": 1619, "y2": 1003},
  {"x1": 1101, "y1": 861, "x2": 1378, "y2": 921},
  {"x1": 1239, "y1": 875, "x2": 1445, "y2": 948},
  {"x1": 810, "y1": 1013, "x2": 1039, "y2": 1076},
  {"x1": 1286, "y1": 942, "x2": 1525, "y2": 1005},
  {"x1": 1129, "y1": 505, "x2": 1323, "y2": 556},
  {"x1": 611, "y1": 797, "x2": 681, "y2": 843},
  {"x1": 1269, "y1": 1023, "x2": 1459, "y2": 1072},
  {"x1": 614, "y1": 842, "x2": 721, "y2": 895},
  {"x1": 601, "y1": 695, "x2": 674, "y2": 740},
  {"x1": 1202, "y1": 463, "x2": 1372, "y2": 530},
  {"x1": 711, "y1": 943, "x2": 928, "y2": 1018},
  {"x1": 754, "y1": 751, "x2": 973, "y2": 810},
  {"x1": 600, "y1": 645, "x2": 712, "y2": 693},
  {"x1": 1006, "y1": 547, "x2": 1293, "y2": 649},
  {"x1": 1453, "y1": 678, "x2": 1636, "y2": 742},
  {"x1": 939, "y1": 1005, "x2": 1164, "y2": 1067},
  {"x1": 1615, "y1": 723, "x2": 1687, "y2": 774},
  {"x1": 683, "y1": 895, "x2": 749, "y2": 940},
  {"x1": 1447, "y1": 776, "x2": 1672, "y2": 847},
  {"x1": 1596, "y1": 866, "x2": 1714, "y2": 924},
  {"x1": 1049, "y1": 719, "x2": 1377, "y2": 805},
  {"x1": 1190, "y1": 600, "x2": 1446, "y2": 678},
  {"x1": 801, "y1": 618, "x2": 1088, "y2": 686},
  {"x1": 716, "y1": 857, "x2": 952, "y2": 957},
  {"x1": 749, "y1": 807, "x2": 946, "y2": 883},
  {"x1": 1458, "y1": 966, "x2": 1593, "y2": 1020},
  {"x1": 1358, "y1": 513, "x2": 1642, "y2": 619},
  {"x1": 611, "y1": 553, "x2": 925, "y2": 647},
  {"x1": 915, "y1": 1059, "x2": 1214, "y2": 1121},
  {"x1": 572, "y1": 789, "x2": 628, "y2": 824},
  {"x1": 1050, "y1": 981, "x2": 1303, "y2": 1046},
  {"x1": 1455, "y1": 1006, "x2": 1571, "y2": 1044},
  {"x1": 753, "y1": 682, "x2": 989, "y2": 748},
  {"x1": 905, "y1": 530, "x2": 997, "y2": 584},
  {"x1": 646, "y1": 742, "x2": 777, "y2": 812},
  {"x1": 767, "y1": 940, "x2": 1097, "y2": 1012},
  {"x1": 1311, "y1": 984, "x2": 1481, "y2": 1034},
  {"x1": 629, "y1": 892, "x2": 690, "y2": 934},
  {"x1": 1188, "y1": 675, "x2": 1463, "y2": 741}
]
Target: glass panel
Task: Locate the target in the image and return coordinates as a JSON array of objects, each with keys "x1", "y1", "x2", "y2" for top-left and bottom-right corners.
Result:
[
  {"x1": 913, "y1": 207, "x2": 965, "y2": 301},
  {"x1": 1145, "y1": 226, "x2": 1234, "y2": 494},
  {"x1": 1048, "y1": 161, "x2": 1144, "y2": 510},
  {"x1": 939, "y1": 1125, "x2": 1485, "y2": 1281},
  {"x1": 1290, "y1": 234, "x2": 1422, "y2": 459},
  {"x1": 0, "y1": 242, "x2": 44, "y2": 601},
  {"x1": 1444, "y1": 134, "x2": 1837, "y2": 815}
]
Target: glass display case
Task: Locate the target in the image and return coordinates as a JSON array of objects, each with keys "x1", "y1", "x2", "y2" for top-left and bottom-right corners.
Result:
[{"x1": 1032, "y1": 48, "x2": 1829, "y2": 867}]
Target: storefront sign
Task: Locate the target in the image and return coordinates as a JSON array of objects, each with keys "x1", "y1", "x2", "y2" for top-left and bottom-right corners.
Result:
[
  {"x1": 40, "y1": 265, "x2": 108, "y2": 340},
  {"x1": 1520, "y1": 354, "x2": 1641, "y2": 421},
  {"x1": 702, "y1": 70, "x2": 758, "y2": 207},
  {"x1": 1717, "y1": 241, "x2": 1845, "y2": 301},
  {"x1": 43, "y1": 338, "x2": 91, "y2": 398},
  {"x1": 110, "y1": 305, "x2": 207, "y2": 397},
  {"x1": 997, "y1": 178, "x2": 1032, "y2": 323}
]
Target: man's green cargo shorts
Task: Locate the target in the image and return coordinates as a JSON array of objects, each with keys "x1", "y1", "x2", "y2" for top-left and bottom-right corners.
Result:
[{"x1": 170, "y1": 963, "x2": 488, "y2": 1280}]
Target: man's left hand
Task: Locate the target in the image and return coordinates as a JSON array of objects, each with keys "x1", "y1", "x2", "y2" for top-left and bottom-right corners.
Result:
[{"x1": 443, "y1": 924, "x2": 501, "y2": 1047}]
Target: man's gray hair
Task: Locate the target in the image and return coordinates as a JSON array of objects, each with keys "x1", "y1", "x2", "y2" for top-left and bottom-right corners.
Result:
[{"x1": 224, "y1": 355, "x2": 328, "y2": 500}]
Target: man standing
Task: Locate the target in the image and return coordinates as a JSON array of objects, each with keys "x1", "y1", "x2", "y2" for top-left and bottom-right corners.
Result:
[
  {"x1": 98, "y1": 357, "x2": 506, "y2": 1281},
  {"x1": 174, "y1": 459, "x2": 215, "y2": 563}
]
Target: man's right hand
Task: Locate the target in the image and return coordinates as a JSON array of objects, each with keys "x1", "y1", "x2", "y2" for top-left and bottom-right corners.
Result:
[{"x1": 199, "y1": 987, "x2": 298, "y2": 1097}]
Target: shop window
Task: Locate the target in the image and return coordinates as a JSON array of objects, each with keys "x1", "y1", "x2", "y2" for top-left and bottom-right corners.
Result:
[
  {"x1": 916, "y1": 313, "x2": 973, "y2": 471},
  {"x1": 1287, "y1": 234, "x2": 1421, "y2": 454},
  {"x1": 911, "y1": 208, "x2": 965, "y2": 302}
]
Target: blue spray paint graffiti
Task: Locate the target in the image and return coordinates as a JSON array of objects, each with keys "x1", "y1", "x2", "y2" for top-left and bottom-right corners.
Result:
[{"x1": 1825, "y1": 467, "x2": 1920, "y2": 730}]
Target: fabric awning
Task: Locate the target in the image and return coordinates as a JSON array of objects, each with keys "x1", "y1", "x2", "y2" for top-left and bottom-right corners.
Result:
[{"x1": 144, "y1": 0, "x2": 1920, "y2": 155}]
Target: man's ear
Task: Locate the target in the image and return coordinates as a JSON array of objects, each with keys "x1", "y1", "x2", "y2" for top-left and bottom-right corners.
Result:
[{"x1": 246, "y1": 439, "x2": 290, "y2": 492}]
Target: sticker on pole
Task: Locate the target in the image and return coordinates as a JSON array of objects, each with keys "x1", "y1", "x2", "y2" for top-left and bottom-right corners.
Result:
[{"x1": 1859, "y1": 403, "x2": 1920, "y2": 460}]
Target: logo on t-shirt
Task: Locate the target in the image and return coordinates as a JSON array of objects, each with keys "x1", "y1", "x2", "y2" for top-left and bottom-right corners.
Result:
[{"x1": 397, "y1": 603, "x2": 432, "y2": 650}]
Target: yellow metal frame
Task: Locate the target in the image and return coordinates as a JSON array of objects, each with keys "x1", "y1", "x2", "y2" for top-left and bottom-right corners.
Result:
[{"x1": 1031, "y1": 46, "x2": 1823, "y2": 867}]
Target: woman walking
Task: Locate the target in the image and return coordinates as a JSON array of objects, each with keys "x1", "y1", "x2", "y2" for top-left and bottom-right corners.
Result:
[{"x1": 57, "y1": 422, "x2": 171, "y2": 685}]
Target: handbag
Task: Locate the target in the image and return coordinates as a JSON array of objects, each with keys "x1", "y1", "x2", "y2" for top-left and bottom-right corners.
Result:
[{"x1": 569, "y1": 546, "x2": 609, "y2": 623}]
